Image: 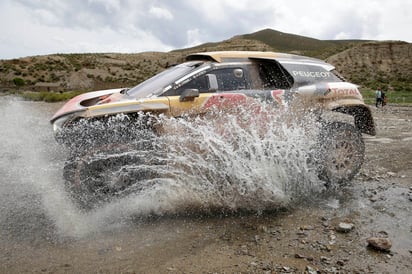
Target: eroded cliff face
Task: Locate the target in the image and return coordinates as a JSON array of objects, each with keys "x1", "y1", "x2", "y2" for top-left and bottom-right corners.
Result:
[{"x1": 327, "y1": 41, "x2": 412, "y2": 89}]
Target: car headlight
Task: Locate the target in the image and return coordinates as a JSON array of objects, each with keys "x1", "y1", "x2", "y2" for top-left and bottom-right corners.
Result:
[{"x1": 52, "y1": 114, "x2": 73, "y2": 133}]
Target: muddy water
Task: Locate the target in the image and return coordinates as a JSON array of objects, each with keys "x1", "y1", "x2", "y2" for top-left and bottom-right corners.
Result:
[{"x1": 0, "y1": 96, "x2": 411, "y2": 273}]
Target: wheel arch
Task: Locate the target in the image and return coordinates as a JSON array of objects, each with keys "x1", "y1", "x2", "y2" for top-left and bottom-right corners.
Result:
[{"x1": 332, "y1": 105, "x2": 376, "y2": 136}]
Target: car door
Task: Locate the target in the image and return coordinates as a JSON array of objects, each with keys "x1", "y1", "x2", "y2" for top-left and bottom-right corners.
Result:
[{"x1": 167, "y1": 66, "x2": 250, "y2": 117}]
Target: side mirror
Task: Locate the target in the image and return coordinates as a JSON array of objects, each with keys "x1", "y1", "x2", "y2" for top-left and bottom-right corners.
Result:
[
  {"x1": 179, "y1": 89, "x2": 200, "y2": 102},
  {"x1": 206, "y1": 74, "x2": 218, "y2": 92}
]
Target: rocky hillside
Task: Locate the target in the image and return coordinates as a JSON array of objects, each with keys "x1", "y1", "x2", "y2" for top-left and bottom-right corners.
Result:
[
  {"x1": 0, "y1": 38, "x2": 273, "y2": 93},
  {"x1": 327, "y1": 41, "x2": 412, "y2": 91},
  {"x1": 0, "y1": 29, "x2": 410, "y2": 94},
  {"x1": 0, "y1": 52, "x2": 183, "y2": 92}
]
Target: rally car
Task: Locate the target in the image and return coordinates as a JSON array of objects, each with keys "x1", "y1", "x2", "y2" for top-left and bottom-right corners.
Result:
[{"x1": 51, "y1": 51, "x2": 375, "y2": 208}]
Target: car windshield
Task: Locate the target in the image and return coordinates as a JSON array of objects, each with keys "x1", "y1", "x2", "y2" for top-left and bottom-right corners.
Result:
[{"x1": 126, "y1": 61, "x2": 202, "y2": 98}]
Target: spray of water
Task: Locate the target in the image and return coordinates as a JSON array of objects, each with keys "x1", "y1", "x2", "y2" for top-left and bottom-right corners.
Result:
[
  {"x1": 146, "y1": 107, "x2": 324, "y2": 212},
  {"x1": 0, "y1": 97, "x2": 325, "y2": 239}
]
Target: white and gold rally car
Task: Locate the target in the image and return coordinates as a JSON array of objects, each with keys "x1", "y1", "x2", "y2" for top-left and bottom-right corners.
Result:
[{"x1": 51, "y1": 51, "x2": 375, "y2": 208}]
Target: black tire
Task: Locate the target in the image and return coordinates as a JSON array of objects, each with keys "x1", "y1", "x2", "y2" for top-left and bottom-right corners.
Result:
[
  {"x1": 63, "y1": 143, "x2": 166, "y2": 210},
  {"x1": 316, "y1": 121, "x2": 365, "y2": 186}
]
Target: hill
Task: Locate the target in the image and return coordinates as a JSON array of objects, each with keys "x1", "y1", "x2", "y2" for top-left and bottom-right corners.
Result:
[
  {"x1": 327, "y1": 41, "x2": 412, "y2": 91},
  {"x1": 0, "y1": 28, "x2": 410, "y2": 97},
  {"x1": 239, "y1": 28, "x2": 368, "y2": 59}
]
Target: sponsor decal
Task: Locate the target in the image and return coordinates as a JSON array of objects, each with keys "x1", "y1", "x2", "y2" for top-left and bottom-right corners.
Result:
[
  {"x1": 330, "y1": 87, "x2": 360, "y2": 96},
  {"x1": 292, "y1": 71, "x2": 331, "y2": 78},
  {"x1": 271, "y1": 89, "x2": 285, "y2": 105},
  {"x1": 202, "y1": 94, "x2": 248, "y2": 109}
]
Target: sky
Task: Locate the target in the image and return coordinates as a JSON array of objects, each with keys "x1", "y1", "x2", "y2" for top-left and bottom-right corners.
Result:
[{"x1": 1, "y1": 0, "x2": 411, "y2": 60}]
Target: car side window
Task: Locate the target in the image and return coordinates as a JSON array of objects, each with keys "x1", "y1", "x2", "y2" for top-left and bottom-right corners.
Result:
[
  {"x1": 175, "y1": 74, "x2": 209, "y2": 94},
  {"x1": 212, "y1": 68, "x2": 248, "y2": 91},
  {"x1": 161, "y1": 74, "x2": 209, "y2": 96},
  {"x1": 257, "y1": 61, "x2": 293, "y2": 89},
  {"x1": 168, "y1": 67, "x2": 249, "y2": 96}
]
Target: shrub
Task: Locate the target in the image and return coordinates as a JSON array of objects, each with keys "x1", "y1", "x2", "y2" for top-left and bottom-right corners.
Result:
[{"x1": 13, "y1": 77, "x2": 25, "y2": 86}]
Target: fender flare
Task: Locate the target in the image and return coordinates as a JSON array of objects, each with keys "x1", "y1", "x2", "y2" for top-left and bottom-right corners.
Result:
[{"x1": 333, "y1": 105, "x2": 376, "y2": 136}]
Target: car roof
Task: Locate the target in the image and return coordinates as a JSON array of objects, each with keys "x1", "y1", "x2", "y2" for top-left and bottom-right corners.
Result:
[
  {"x1": 185, "y1": 51, "x2": 334, "y2": 70},
  {"x1": 186, "y1": 51, "x2": 318, "y2": 63}
]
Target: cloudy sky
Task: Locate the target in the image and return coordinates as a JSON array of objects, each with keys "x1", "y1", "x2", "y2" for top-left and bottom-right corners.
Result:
[{"x1": 1, "y1": 0, "x2": 410, "y2": 60}]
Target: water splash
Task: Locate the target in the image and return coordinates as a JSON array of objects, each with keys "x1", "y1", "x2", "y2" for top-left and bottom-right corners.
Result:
[
  {"x1": 0, "y1": 97, "x2": 325, "y2": 239},
  {"x1": 149, "y1": 107, "x2": 324, "y2": 212}
]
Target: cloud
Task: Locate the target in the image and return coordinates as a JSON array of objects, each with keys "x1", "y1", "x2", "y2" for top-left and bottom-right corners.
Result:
[
  {"x1": 0, "y1": 0, "x2": 410, "y2": 59},
  {"x1": 149, "y1": 6, "x2": 173, "y2": 20}
]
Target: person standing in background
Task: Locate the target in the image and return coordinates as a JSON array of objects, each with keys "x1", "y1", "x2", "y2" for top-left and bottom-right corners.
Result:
[{"x1": 375, "y1": 87, "x2": 383, "y2": 108}]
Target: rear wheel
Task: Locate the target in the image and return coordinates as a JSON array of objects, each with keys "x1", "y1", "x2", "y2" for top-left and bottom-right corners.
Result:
[{"x1": 316, "y1": 121, "x2": 365, "y2": 186}]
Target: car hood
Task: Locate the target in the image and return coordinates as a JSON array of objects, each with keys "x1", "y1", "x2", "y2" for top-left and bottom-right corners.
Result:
[{"x1": 50, "y1": 88, "x2": 125, "y2": 122}]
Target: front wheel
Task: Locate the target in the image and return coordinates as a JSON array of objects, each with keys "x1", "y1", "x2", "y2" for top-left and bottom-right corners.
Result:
[
  {"x1": 63, "y1": 143, "x2": 166, "y2": 210},
  {"x1": 316, "y1": 121, "x2": 365, "y2": 186}
]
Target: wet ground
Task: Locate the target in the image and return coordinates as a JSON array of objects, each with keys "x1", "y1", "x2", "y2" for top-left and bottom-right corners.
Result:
[{"x1": 0, "y1": 97, "x2": 411, "y2": 273}]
